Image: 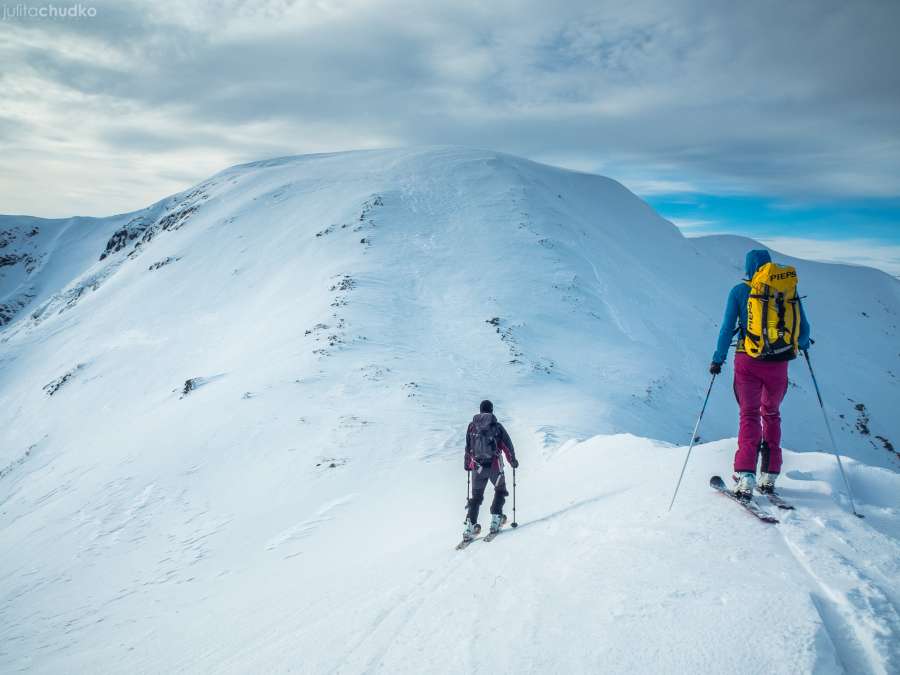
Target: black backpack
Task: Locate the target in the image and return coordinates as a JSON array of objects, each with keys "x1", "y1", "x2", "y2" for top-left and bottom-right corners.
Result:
[{"x1": 471, "y1": 420, "x2": 498, "y2": 465}]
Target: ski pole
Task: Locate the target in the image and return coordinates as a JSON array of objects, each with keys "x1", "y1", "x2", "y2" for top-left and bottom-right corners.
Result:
[
  {"x1": 511, "y1": 467, "x2": 518, "y2": 528},
  {"x1": 668, "y1": 373, "x2": 716, "y2": 512},
  {"x1": 466, "y1": 470, "x2": 470, "y2": 514},
  {"x1": 803, "y1": 350, "x2": 863, "y2": 518}
]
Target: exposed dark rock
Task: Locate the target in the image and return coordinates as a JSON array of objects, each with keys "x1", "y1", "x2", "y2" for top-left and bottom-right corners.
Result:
[
  {"x1": 102, "y1": 188, "x2": 208, "y2": 261},
  {"x1": 182, "y1": 378, "x2": 197, "y2": 396},
  {"x1": 180, "y1": 374, "x2": 225, "y2": 398},
  {"x1": 315, "y1": 457, "x2": 348, "y2": 469},
  {"x1": 318, "y1": 196, "x2": 383, "y2": 237},
  {"x1": 0, "y1": 292, "x2": 36, "y2": 326},
  {"x1": 329, "y1": 275, "x2": 355, "y2": 292},
  {"x1": 148, "y1": 256, "x2": 180, "y2": 271},
  {"x1": 328, "y1": 275, "x2": 355, "y2": 310},
  {"x1": 359, "y1": 195, "x2": 383, "y2": 221},
  {"x1": 485, "y1": 316, "x2": 532, "y2": 368},
  {"x1": 875, "y1": 435, "x2": 895, "y2": 455},
  {"x1": 158, "y1": 205, "x2": 198, "y2": 232},
  {"x1": 99, "y1": 216, "x2": 148, "y2": 260},
  {"x1": 137, "y1": 227, "x2": 157, "y2": 246},
  {"x1": 316, "y1": 225, "x2": 336, "y2": 237},
  {"x1": 497, "y1": 319, "x2": 524, "y2": 362},
  {"x1": 43, "y1": 364, "x2": 85, "y2": 396},
  {"x1": 853, "y1": 402, "x2": 871, "y2": 435}
]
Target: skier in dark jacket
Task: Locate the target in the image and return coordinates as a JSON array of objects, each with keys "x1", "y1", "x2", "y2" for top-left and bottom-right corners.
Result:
[
  {"x1": 710, "y1": 249, "x2": 811, "y2": 498},
  {"x1": 463, "y1": 400, "x2": 518, "y2": 541}
]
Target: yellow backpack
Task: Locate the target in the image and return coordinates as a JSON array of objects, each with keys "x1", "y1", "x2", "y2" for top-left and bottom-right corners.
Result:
[{"x1": 743, "y1": 262, "x2": 800, "y2": 360}]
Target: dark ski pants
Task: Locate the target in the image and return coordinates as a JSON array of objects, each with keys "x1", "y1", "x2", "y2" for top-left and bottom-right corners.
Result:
[
  {"x1": 733, "y1": 352, "x2": 788, "y2": 474},
  {"x1": 467, "y1": 463, "x2": 508, "y2": 524}
]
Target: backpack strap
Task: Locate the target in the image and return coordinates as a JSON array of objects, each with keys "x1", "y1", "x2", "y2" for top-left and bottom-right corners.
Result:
[
  {"x1": 736, "y1": 280, "x2": 752, "y2": 343},
  {"x1": 775, "y1": 291, "x2": 786, "y2": 336}
]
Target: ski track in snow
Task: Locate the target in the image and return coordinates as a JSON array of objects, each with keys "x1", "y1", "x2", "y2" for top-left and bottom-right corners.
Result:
[{"x1": 780, "y1": 513, "x2": 900, "y2": 675}]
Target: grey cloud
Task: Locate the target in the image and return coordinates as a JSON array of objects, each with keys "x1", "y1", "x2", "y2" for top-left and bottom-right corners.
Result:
[
  {"x1": 1, "y1": 0, "x2": 899, "y2": 216},
  {"x1": 0, "y1": 115, "x2": 28, "y2": 143}
]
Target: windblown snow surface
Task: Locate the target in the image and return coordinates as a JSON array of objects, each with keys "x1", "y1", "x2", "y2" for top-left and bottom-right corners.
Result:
[{"x1": 1, "y1": 147, "x2": 898, "y2": 674}]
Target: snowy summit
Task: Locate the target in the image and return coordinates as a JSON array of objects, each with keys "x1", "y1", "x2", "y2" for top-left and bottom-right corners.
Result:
[{"x1": 1, "y1": 147, "x2": 898, "y2": 673}]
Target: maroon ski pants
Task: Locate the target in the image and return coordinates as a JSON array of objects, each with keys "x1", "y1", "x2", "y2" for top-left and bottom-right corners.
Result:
[{"x1": 733, "y1": 352, "x2": 789, "y2": 474}]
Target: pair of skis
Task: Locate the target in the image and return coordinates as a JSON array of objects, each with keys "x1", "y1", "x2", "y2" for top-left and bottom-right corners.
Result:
[
  {"x1": 455, "y1": 531, "x2": 503, "y2": 550},
  {"x1": 709, "y1": 475, "x2": 794, "y2": 524},
  {"x1": 455, "y1": 516, "x2": 508, "y2": 550}
]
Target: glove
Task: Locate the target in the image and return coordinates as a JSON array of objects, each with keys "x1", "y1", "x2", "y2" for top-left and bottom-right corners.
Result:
[
  {"x1": 798, "y1": 338, "x2": 811, "y2": 351},
  {"x1": 511, "y1": 458, "x2": 519, "y2": 469},
  {"x1": 465, "y1": 462, "x2": 472, "y2": 472},
  {"x1": 709, "y1": 362, "x2": 722, "y2": 375}
]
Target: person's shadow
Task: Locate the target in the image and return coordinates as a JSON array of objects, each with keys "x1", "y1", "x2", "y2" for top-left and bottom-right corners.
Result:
[{"x1": 510, "y1": 487, "x2": 631, "y2": 531}]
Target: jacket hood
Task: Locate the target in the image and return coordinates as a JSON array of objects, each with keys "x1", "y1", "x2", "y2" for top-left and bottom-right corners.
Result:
[
  {"x1": 745, "y1": 249, "x2": 772, "y2": 278},
  {"x1": 472, "y1": 413, "x2": 496, "y2": 430}
]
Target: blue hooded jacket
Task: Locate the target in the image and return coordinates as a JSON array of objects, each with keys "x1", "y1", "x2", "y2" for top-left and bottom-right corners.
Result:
[{"x1": 712, "y1": 249, "x2": 811, "y2": 364}]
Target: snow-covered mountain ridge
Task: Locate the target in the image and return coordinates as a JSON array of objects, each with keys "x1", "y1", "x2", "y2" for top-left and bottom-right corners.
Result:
[
  {"x1": 1, "y1": 147, "x2": 898, "y2": 673},
  {"x1": 2, "y1": 147, "x2": 897, "y2": 466}
]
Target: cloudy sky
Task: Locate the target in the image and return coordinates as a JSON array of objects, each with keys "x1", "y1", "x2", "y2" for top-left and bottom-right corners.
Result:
[{"x1": 2, "y1": 0, "x2": 899, "y2": 274}]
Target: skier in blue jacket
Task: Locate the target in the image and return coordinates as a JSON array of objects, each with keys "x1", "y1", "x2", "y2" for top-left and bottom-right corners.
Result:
[{"x1": 710, "y1": 250, "x2": 811, "y2": 496}]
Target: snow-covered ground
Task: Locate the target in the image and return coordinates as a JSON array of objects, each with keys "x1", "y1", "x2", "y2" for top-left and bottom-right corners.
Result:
[{"x1": 1, "y1": 147, "x2": 898, "y2": 673}]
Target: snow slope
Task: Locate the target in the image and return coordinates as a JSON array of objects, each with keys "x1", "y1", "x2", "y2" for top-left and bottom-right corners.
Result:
[
  {"x1": 0, "y1": 214, "x2": 135, "y2": 327},
  {"x1": 1, "y1": 147, "x2": 898, "y2": 673}
]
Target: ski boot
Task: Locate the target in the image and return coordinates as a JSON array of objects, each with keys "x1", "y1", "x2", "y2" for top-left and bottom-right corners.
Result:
[
  {"x1": 462, "y1": 519, "x2": 481, "y2": 542},
  {"x1": 757, "y1": 472, "x2": 778, "y2": 494},
  {"x1": 732, "y1": 471, "x2": 756, "y2": 500},
  {"x1": 489, "y1": 513, "x2": 508, "y2": 534}
]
